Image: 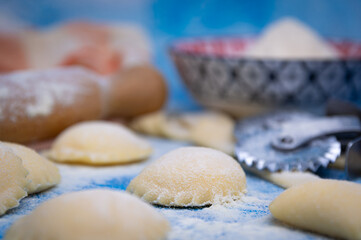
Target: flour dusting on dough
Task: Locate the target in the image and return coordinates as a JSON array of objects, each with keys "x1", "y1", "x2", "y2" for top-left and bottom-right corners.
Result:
[{"x1": 127, "y1": 147, "x2": 247, "y2": 207}]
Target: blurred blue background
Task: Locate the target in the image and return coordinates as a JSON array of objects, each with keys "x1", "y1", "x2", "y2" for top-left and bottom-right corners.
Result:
[{"x1": 1, "y1": 0, "x2": 360, "y2": 109}]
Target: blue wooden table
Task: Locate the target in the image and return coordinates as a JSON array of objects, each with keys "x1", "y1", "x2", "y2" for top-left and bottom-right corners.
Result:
[{"x1": 1, "y1": 137, "x2": 359, "y2": 239}]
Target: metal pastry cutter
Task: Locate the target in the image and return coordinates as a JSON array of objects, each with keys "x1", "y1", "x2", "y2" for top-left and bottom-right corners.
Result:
[{"x1": 235, "y1": 111, "x2": 361, "y2": 172}]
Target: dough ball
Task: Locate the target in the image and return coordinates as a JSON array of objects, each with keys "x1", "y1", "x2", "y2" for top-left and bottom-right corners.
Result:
[
  {"x1": 189, "y1": 112, "x2": 235, "y2": 155},
  {"x1": 47, "y1": 121, "x2": 152, "y2": 165},
  {"x1": 4, "y1": 142, "x2": 61, "y2": 194},
  {"x1": 5, "y1": 189, "x2": 170, "y2": 240},
  {"x1": 127, "y1": 147, "x2": 246, "y2": 207},
  {"x1": 270, "y1": 179, "x2": 361, "y2": 240},
  {"x1": 0, "y1": 143, "x2": 28, "y2": 215}
]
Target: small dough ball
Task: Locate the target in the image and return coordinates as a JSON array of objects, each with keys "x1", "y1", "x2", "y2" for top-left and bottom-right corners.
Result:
[
  {"x1": 0, "y1": 143, "x2": 28, "y2": 216},
  {"x1": 5, "y1": 189, "x2": 170, "y2": 240},
  {"x1": 47, "y1": 121, "x2": 152, "y2": 165},
  {"x1": 127, "y1": 147, "x2": 246, "y2": 207},
  {"x1": 189, "y1": 112, "x2": 235, "y2": 155},
  {"x1": 4, "y1": 142, "x2": 61, "y2": 194},
  {"x1": 270, "y1": 179, "x2": 361, "y2": 240}
]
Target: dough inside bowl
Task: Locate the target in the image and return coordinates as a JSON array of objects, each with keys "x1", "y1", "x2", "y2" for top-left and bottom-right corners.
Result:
[{"x1": 127, "y1": 146, "x2": 246, "y2": 207}]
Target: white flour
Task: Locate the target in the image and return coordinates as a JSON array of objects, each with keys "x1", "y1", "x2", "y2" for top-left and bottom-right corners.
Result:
[
  {"x1": 244, "y1": 18, "x2": 338, "y2": 59},
  {"x1": 0, "y1": 137, "x2": 334, "y2": 239}
]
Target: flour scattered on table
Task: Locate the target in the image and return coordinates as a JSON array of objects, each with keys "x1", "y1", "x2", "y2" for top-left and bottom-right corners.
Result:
[{"x1": 0, "y1": 137, "x2": 337, "y2": 239}]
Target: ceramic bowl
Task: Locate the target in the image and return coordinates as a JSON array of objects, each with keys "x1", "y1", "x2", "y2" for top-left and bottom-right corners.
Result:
[{"x1": 170, "y1": 38, "x2": 361, "y2": 116}]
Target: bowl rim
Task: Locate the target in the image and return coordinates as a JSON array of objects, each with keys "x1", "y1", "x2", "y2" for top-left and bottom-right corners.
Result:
[{"x1": 168, "y1": 37, "x2": 361, "y2": 62}]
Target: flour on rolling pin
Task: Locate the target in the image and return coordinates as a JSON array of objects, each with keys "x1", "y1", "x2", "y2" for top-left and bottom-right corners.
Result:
[
  {"x1": 0, "y1": 65, "x2": 167, "y2": 143},
  {"x1": 0, "y1": 67, "x2": 108, "y2": 121},
  {"x1": 0, "y1": 67, "x2": 109, "y2": 143}
]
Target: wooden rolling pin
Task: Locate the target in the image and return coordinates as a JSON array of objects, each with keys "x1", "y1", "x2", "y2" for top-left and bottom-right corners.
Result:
[{"x1": 0, "y1": 65, "x2": 167, "y2": 144}]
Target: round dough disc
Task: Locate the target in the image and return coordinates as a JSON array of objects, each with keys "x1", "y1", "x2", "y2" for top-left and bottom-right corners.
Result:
[
  {"x1": 4, "y1": 142, "x2": 61, "y2": 194},
  {"x1": 5, "y1": 189, "x2": 170, "y2": 240},
  {"x1": 0, "y1": 143, "x2": 28, "y2": 216},
  {"x1": 270, "y1": 179, "x2": 361, "y2": 240},
  {"x1": 47, "y1": 121, "x2": 152, "y2": 165},
  {"x1": 127, "y1": 147, "x2": 247, "y2": 207}
]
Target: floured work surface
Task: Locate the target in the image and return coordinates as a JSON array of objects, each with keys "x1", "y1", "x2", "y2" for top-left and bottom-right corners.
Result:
[{"x1": 0, "y1": 137, "x2": 360, "y2": 240}]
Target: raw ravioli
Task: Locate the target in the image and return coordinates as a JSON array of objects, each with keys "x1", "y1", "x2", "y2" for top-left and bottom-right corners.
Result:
[
  {"x1": 5, "y1": 142, "x2": 61, "y2": 194},
  {"x1": 127, "y1": 147, "x2": 246, "y2": 207},
  {"x1": 270, "y1": 179, "x2": 361, "y2": 240},
  {"x1": 5, "y1": 189, "x2": 170, "y2": 240},
  {"x1": 47, "y1": 121, "x2": 152, "y2": 165},
  {"x1": 0, "y1": 143, "x2": 28, "y2": 215}
]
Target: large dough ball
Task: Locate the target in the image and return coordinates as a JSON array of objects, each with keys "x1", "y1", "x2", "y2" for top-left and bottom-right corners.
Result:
[
  {"x1": 5, "y1": 189, "x2": 170, "y2": 240},
  {"x1": 47, "y1": 121, "x2": 152, "y2": 165},
  {"x1": 4, "y1": 142, "x2": 61, "y2": 194},
  {"x1": 270, "y1": 179, "x2": 361, "y2": 240},
  {"x1": 127, "y1": 147, "x2": 246, "y2": 207},
  {"x1": 0, "y1": 143, "x2": 28, "y2": 215}
]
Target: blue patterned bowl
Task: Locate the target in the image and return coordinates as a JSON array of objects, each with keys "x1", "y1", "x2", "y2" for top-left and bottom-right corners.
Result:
[{"x1": 170, "y1": 39, "x2": 361, "y2": 116}]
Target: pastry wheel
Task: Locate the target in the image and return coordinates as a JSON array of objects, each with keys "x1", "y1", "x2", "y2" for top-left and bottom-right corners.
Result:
[{"x1": 235, "y1": 111, "x2": 361, "y2": 173}]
